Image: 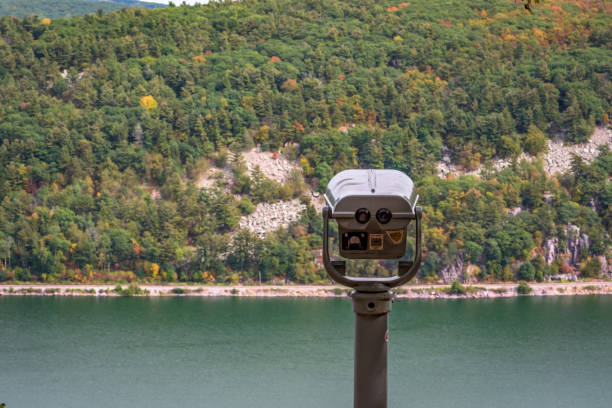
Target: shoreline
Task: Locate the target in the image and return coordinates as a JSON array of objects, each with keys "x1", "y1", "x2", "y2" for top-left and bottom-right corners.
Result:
[{"x1": 1, "y1": 282, "x2": 612, "y2": 299}]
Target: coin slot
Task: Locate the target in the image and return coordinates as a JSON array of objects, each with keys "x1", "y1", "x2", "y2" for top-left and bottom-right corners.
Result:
[
  {"x1": 369, "y1": 234, "x2": 384, "y2": 250},
  {"x1": 386, "y1": 230, "x2": 404, "y2": 244}
]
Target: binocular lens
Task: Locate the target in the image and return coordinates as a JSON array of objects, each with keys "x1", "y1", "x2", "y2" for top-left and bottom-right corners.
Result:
[
  {"x1": 376, "y1": 208, "x2": 392, "y2": 224},
  {"x1": 355, "y1": 208, "x2": 370, "y2": 224}
]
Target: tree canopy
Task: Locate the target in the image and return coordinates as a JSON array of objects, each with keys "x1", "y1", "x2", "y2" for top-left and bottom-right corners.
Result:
[{"x1": 0, "y1": 0, "x2": 610, "y2": 284}]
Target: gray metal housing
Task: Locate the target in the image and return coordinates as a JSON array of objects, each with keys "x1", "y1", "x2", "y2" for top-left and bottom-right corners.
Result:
[
  {"x1": 324, "y1": 169, "x2": 418, "y2": 216},
  {"x1": 324, "y1": 169, "x2": 419, "y2": 259}
]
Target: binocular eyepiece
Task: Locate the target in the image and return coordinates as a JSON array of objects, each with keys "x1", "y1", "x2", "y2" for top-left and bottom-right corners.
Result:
[{"x1": 354, "y1": 208, "x2": 393, "y2": 225}]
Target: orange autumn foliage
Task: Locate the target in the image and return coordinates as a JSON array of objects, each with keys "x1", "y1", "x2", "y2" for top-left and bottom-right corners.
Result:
[
  {"x1": 294, "y1": 121, "x2": 305, "y2": 133},
  {"x1": 192, "y1": 55, "x2": 206, "y2": 64},
  {"x1": 281, "y1": 78, "x2": 298, "y2": 91}
]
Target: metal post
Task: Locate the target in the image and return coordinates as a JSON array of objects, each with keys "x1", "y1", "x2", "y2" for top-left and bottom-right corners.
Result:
[{"x1": 351, "y1": 290, "x2": 394, "y2": 408}]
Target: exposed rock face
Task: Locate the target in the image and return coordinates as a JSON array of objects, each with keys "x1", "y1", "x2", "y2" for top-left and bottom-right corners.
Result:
[
  {"x1": 194, "y1": 146, "x2": 318, "y2": 237},
  {"x1": 437, "y1": 126, "x2": 612, "y2": 178},
  {"x1": 438, "y1": 256, "x2": 464, "y2": 283},
  {"x1": 239, "y1": 199, "x2": 306, "y2": 238},
  {"x1": 509, "y1": 207, "x2": 522, "y2": 216},
  {"x1": 543, "y1": 237, "x2": 558, "y2": 265},
  {"x1": 543, "y1": 224, "x2": 589, "y2": 267},
  {"x1": 566, "y1": 224, "x2": 589, "y2": 265},
  {"x1": 551, "y1": 273, "x2": 577, "y2": 282},
  {"x1": 242, "y1": 147, "x2": 300, "y2": 183},
  {"x1": 545, "y1": 127, "x2": 612, "y2": 175},
  {"x1": 464, "y1": 263, "x2": 480, "y2": 284}
]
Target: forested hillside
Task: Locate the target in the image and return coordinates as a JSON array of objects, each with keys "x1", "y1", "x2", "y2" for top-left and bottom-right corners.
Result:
[
  {"x1": 0, "y1": 0, "x2": 165, "y2": 19},
  {"x1": 0, "y1": 0, "x2": 610, "y2": 284}
]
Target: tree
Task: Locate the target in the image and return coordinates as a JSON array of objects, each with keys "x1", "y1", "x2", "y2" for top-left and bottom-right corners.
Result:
[
  {"x1": 518, "y1": 262, "x2": 536, "y2": 281},
  {"x1": 581, "y1": 257, "x2": 602, "y2": 279},
  {"x1": 228, "y1": 229, "x2": 261, "y2": 275},
  {"x1": 281, "y1": 79, "x2": 298, "y2": 92},
  {"x1": 139, "y1": 95, "x2": 158, "y2": 110},
  {"x1": 520, "y1": 0, "x2": 540, "y2": 13},
  {"x1": 196, "y1": 233, "x2": 229, "y2": 273},
  {"x1": 314, "y1": 162, "x2": 333, "y2": 192},
  {"x1": 523, "y1": 125, "x2": 547, "y2": 155}
]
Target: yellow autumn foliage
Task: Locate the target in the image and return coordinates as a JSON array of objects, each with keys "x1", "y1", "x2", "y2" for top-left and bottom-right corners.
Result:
[
  {"x1": 41, "y1": 18, "x2": 51, "y2": 25},
  {"x1": 150, "y1": 262, "x2": 160, "y2": 279},
  {"x1": 256, "y1": 125, "x2": 270, "y2": 144},
  {"x1": 139, "y1": 95, "x2": 158, "y2": 110}
]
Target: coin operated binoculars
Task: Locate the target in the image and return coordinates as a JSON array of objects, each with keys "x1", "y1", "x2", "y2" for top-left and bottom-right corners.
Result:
[{"x1": 322, "y1": 169, "x2": 423, "y2": 408}]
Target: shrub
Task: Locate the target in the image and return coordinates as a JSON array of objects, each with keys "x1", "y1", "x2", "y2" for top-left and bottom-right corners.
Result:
[
  {"x1": 14, "y1": 267, "x2": 31, "y2": 282},
  {"x1": 0, "y1": 269, "x2": 15, "y2": 281},
  {"x1": 114, "y1": 284, "x2": 148, "y2": 296},
  {"x1": 238, "y1": 197, "x2": 256, "y2": 215},
  {"x1": 517, "y1": 281, "x2": 532, "y2": 295},
  {"x1": 581, "y1": 257, "x2": 602, "y2": 278},
  {"x1": 449, "y1": 280, "x2": 466, "y2": 295}
]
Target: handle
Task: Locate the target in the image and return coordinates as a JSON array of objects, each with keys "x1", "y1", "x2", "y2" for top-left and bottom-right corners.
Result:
[{"x1": 322, "y1": 206, "x2": 422, "y2": 292}]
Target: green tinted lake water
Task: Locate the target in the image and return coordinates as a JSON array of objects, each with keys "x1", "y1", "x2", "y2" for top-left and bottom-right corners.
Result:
[{"x1": 1, "y1": 296, "x2": 611, "y2": 407}]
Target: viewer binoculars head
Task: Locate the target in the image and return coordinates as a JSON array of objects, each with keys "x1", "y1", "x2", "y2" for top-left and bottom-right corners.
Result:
[
  {"x1": 322, "y1": 169, "x2": 423, "y2": 291},
  {"x1": 324, "y1": 169, "x2": 418, "y2": 259}
]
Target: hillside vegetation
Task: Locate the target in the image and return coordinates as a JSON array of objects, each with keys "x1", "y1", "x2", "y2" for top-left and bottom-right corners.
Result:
[
  {"x1": 0, "y1": 0, "x2": 164, "y2": 19},
  {"x1": 0, "y1": 0, "x2": 610, "y2": 284}
]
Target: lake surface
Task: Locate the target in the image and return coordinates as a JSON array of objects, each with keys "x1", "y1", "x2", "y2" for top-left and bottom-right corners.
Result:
[{"x1": 1, "y1": 296, "x2": 611, "y2": 407}]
